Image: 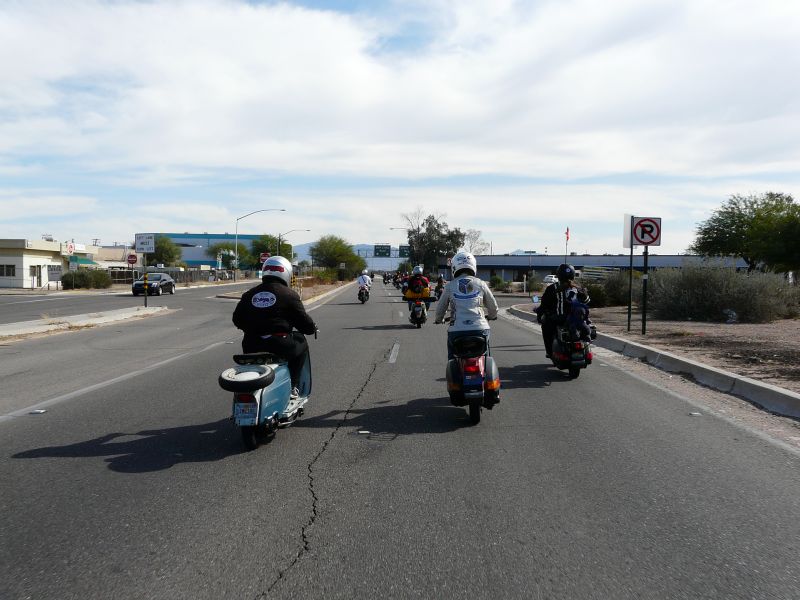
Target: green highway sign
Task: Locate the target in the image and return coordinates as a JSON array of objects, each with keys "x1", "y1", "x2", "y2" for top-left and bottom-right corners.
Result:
[
  {"x1": 374, "y1": 244, "x2": 391, "y2": 257},
  {"x1": 398, "y1": 245, "x2": 410, "y2": 258}
]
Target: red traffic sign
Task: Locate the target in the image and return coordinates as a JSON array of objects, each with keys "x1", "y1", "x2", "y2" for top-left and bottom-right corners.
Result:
[
  {"x1": 633, "y1": 217, "x2": 662, "y2": 246},
  {"x1": 259, "y1": 252, "x2": 271, "y2": 262},
  {"x1": 127, "y1": 254, "x2": 138, "y2": 265}
]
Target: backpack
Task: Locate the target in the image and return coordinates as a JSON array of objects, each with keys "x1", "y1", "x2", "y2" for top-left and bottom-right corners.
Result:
[{"x1": 411, "y1": 277, "x2": 424, "y2": 294}]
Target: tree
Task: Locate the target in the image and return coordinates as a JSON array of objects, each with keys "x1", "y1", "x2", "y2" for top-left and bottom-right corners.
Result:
[
  {"x1": 401, "y1": 209, "x2": 466, "y2": 272},
  {"x1": 207, "y1": 242, "x2": 252, "y2": 269},
  {"x1": 309, "y1": 235, "x2": 366, "y2": 272},
  {"x1": 463, "y1": 229, "x2": 489, "y2": 254},
  {"x1": 251, "y1": 235, "x2": 293, "y2": 262},
  {"x1": 690, "y1": 192, "x2": 799, "y2": 272},
  {"x1": 145, "y1": 236, "x2": 182, "y2": 267}
]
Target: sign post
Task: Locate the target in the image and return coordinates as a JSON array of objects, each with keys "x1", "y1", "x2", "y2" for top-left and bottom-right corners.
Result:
[
  {"x1": 623, "y1": 216, "x2": 662, "y2": 335},
  {"x1": 135, "y1": 234, "x2": 155, "y2": 308}
]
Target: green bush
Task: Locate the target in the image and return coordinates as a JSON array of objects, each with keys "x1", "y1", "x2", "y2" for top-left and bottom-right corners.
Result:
[
  {"x1": 585, "y1": 283, "x2": 608, "y2": 308},
  {"x1": 61, "y1": 269, "x2": 112, "y2": 289},
  {"x1": 489, "y1": 275, "x2": 505, "y2": 290},
  {"x1": 647, "y1": 265, "x2": 800, "y2": 323},
  {"x1": 602, "y1": 270, "x2": 640, "y2": 306}
]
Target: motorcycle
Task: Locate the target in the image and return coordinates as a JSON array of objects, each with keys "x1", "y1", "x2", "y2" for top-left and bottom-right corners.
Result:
[
  {"x1": 445, "y1": 333, "x2": 501, "y2": 425},
  {"x1": 358, "y1": 285, "x2": 370, "y2": 303},
  {"x1": 218, "y1": 336, "x2": 314, "y2": 451},
  {"x1": 549, "y1": 323, "x2": 595, "y2": 379}
]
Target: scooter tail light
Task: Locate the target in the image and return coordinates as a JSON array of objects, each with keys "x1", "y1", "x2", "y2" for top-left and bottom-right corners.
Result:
[
  {"x1": 573, "y1": 342, "x2": 583, "y2": 350},
  {"x1": 463, "y1": 359, "x2": 481, "y2": 374},
  {"x1": 447, "y1": 382, "x2": 461, "y2": 392},
  {"x1": 235, "y1": 393, "x2": 256, "y2": 403},
  {"x1": 485, "y1": 378, "x2": 501, "y2": 391},
  {"x1": 587, "y1": 352, "x2": 593, "y2": 361}
]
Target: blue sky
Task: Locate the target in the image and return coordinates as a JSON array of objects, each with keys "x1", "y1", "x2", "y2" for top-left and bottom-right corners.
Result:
[{"x1": 1, "y1": 0, "x2": 798, "y2": 255}]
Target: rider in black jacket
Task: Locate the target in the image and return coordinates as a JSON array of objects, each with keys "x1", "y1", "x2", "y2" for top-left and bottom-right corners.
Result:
[
  {"x1": 535, "y1": 263, "x2": 579, "y2": 358},
  {"x1": 232, "y1": 256, "x2": 316, "y2": 396}
]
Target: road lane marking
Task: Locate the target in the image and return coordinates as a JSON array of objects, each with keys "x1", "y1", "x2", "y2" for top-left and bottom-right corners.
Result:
[
  {"x1": 388, "y1": 342, "x2": 400, "y2": 364},
  {"x1": 0, "y1": 340, "x2": 230, "y2": 424},
  {"x1": 1, "y1": 297, "x2": 69, "y2": 305}
]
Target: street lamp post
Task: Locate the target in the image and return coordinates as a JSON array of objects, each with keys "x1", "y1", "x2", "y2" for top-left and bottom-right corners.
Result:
[
  {"x1": 234, "y1": 209, "x2": 285, "y2": 281},
  {"x1": 276, "y1": 229, "x2": 311, "y2": 259}
]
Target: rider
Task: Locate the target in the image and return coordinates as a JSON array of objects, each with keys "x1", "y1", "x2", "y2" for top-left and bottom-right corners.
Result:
[
  {"x1": 404, "y1": 265, "x2": 430, "y2": 311},
  {"x1": 434, "y1": 252, "x2": 498, "y2": 359},
  {"x1": 356, "y1": 269, "x2": 372, "y2": 289},
  {"x1": 232, "y1": 256, "x2": 317, "y2": 398},
  {"x1": 535, "y1": 263, "x2": 579, "y2": 358},
  {"x1": 434, "y1": 275, "x2": 445, "y2": 299}
]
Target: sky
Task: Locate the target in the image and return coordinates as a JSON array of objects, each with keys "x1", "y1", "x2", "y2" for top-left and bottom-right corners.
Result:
[{"x1": 1, "y1": 0, "x2": 798, "y2": 255}]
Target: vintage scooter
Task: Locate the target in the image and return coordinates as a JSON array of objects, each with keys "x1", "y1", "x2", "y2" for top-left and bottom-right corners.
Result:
[
  {"x1": 218, "y1": 335, "x2": 315, "y2": 450},
  {"x1": 357, "y1": 285, "x2": 370, "y2": 303},
  {"x1": 445, "y1": 331, "x2": 501, "y2": 425}
]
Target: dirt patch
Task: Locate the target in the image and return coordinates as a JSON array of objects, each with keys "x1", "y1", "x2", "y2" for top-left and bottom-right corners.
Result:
[{"x1": 589, "y1": 306, "x2": 800, "y2": 394}]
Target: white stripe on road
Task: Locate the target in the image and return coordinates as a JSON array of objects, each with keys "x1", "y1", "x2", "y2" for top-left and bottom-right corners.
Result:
[
  {"x1": 1, "y1": 297, "x2": 68, "y2": 305},
  {"x1": 0, "y1": 340, "x2": 230, "y2": 424},
  {"x1": 388, "y1": 342, "x2": 400, "y2": 364}
]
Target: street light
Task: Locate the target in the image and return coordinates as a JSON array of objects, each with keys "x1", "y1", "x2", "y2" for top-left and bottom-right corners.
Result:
[
  {"x1": 276, "y1": 229, "x2": 311, "y2": 258},
  {"x1": 234, "y1": 208, "x2": 286, "y2": 281}
]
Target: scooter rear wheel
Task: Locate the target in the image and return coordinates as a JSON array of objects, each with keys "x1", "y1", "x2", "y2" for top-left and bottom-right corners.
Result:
[
  {"x1": 568, "y1": 366, "x2": 581, "y2": 379},
  {"x1": 468, "y1": 396, "x2": 481, "y2": 425},
  {"x1": 241, "y1": 426, "x2": 258, "y2": 450}
]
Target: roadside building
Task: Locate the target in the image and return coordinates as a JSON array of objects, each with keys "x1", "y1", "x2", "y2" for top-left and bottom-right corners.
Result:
[
  {"x1": 0, "y1": 239, "x2": 101, "y2": 289},
  {"x1": 143, "y1": 233, "x2": 264, "y2": 268}
]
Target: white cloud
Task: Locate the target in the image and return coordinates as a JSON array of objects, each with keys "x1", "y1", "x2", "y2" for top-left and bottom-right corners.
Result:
[{"x1": 0, "y1": 0, "x2": 798, "y2": 252}]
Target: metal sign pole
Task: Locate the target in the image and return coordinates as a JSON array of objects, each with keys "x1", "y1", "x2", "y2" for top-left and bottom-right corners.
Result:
[
  {"x1": 641, "y1": 246, "x2": 649, "y2": 335},
  {"x1": 627, "y1": 216, "x2": 634, "y2": 332},
  {"x1": 143, "y1": 253, "x2": 148, "y2": 308}
]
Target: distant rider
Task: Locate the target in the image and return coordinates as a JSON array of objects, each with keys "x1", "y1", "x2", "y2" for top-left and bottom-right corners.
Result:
[
  {"x1": 535, "y1": 263, "x2": 583, "y2": 358},
  {"x1": 356, "y1": 269, "x2": 372, "y2": 289},
  {"x1": 404, "y1": 265, "x2": 430, "y2": 312},
  {"x1": 434, "y1": 252, "x2": 499, "y2": 359},
  {"x1": 232, "y1": 256, "x2": 317, "y2": 398}
]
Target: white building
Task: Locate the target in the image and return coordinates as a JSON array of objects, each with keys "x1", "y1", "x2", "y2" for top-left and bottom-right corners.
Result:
[{"x1": 0, "y1": 239, "x2": 101, "y2": 289}]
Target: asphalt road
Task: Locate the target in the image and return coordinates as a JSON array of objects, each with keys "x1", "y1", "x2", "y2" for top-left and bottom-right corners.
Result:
[
  {"x1": 0, "y1": 281, "x2": 255, "y2": 325},
  {"x1": 1, "y1": 281, "x2": 798, "y2": 599}
]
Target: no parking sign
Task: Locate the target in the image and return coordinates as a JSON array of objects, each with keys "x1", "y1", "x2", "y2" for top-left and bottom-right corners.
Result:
[{"x1": 632, "y1": 217, "x2": 661, "y2": 246}]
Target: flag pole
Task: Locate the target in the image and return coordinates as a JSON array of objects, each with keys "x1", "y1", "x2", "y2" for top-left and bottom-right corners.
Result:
[{"x1": 564, "y1": 227, "x2": 569, "y2": 261}]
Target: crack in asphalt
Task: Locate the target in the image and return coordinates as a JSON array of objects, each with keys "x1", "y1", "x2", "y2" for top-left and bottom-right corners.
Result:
[{"x1": 259, "y1": 358, "x2": 382, "y2": 598}]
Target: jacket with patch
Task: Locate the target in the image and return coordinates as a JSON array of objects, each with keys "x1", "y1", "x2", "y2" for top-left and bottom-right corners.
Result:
[
  {"x1": 435, "y1": 275, "x2": 498, "y2": 332},
  {"x1": 232, "y1": 280, "x2": 316, "y2": 337}
]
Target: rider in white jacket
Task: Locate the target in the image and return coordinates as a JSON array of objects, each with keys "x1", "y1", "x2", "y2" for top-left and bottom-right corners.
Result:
[
  {"x1": 356, "y1": 269, "x2": 372, "y2": 288},
  {"x1": 434, "y1": 252, "x2": 498, "y2": 358}
]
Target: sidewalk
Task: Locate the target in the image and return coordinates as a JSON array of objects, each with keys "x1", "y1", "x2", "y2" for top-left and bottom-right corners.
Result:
[
  {"x1": 0, "y1": 280, "x2": 254, "y2": 296},
  {"x1": 506, "y1": 303, "x2": 800, "y2": 419}
]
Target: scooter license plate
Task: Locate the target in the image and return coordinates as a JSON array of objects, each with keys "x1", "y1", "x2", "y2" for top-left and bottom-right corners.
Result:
[{"x1": 234, "y1": 403, "x2": 258, "y2": 425}]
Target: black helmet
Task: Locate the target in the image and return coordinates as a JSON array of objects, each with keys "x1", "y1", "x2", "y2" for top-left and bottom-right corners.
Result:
[{"x1": 556, "y1": 263, "x2": 575, "y2": 282}]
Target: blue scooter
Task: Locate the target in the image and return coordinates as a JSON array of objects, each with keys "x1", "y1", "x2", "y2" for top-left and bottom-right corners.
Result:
[{"x1": 218, "y1": 336, "x2": 314, "y2": 450}]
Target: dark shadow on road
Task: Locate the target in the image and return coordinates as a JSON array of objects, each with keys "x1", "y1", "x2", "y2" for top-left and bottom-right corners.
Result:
[
  {"x1": 295, "y1": 396, "x2": 471, "y2": 435},
  {"x1": 342, "y1": 324, "x2": 413, "y2": 331},
  {"x1": 12, "y1": 418, "x2": 241, "y2": 473},
  {"x1": 499, "y1": 363, "x2": 573, "y2": 389}
]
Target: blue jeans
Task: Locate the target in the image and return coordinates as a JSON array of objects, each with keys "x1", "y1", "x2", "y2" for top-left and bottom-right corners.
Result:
[{"x1": 447, "y1": 329, "x2": 490, "y2": 360}]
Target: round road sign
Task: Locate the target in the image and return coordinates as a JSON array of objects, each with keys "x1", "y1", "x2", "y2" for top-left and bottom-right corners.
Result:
[{"x1": 127, "y1": 254, "x2": 137, "y2": 265}]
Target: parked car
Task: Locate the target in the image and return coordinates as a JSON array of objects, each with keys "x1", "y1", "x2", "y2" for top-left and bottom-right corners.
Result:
[
  {"x1": 132, "y1": 273, "x2": 176, "y2": 296},
  {"x1": 543, "y1": 274, "x2": 558, "y2": 284}
]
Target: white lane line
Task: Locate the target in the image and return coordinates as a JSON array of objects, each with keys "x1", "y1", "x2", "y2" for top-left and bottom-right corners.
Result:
[
  {"x1": 1, "y1": 297, "x2": 69, "y2": 305},
  {"x1": 388, "y1": 342, "x2": 401, "y2": 364},
  {"x1": 0, "y1": 340, "x2": 230, "y2": 424}
]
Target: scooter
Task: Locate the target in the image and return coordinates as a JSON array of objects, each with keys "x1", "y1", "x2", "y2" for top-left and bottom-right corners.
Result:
[
  {"x1": 549, "y1": 324, "x2": 595, "y2": 379},
  {"x1": 218, "y1": 336, "x2": 314, "y2": 450},
  {"x1": 358, "y1": 285, "x2": 370, "y2": 303},
  {"x1": 445, "y1": 333, "x2": 501, "y2": 425},
  {"x1": 409, "y1": 299, "x2": 428, "y2": 328}
]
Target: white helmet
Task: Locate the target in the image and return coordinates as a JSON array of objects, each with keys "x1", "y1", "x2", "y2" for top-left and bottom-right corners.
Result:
[
  {"x1": 412, "y1": 265, "x2": 424, "y2": 276},
  {"x1": 262, "y1": 256, "x2": 292, "y2": 286},
  {"x1": 362, "y1": 269, "x2": 369, "y2": 275},
  {"x1": 451, "y1": 252, "x2": 477, "y2": 277}
]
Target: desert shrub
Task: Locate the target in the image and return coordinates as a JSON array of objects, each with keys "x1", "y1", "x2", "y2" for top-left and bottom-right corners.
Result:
[
  {"x1": 647, "y1": 266, "x2": 800, "y2": 323},
  {"x1": 61, "y1": 270, "x2": 89, "y2": 289},
  {"x1": 489, "y1": 275, "x2": 505, "y2": 290},
  {"x1": 88, "y1": 270, "x2": 112, "y2": 288},
  {"x1": 585, "y1": 283, "x2": 608, "y2": 308},
  {"x1": 602, "y1": 270, "x2": 641, "y2": 306}
]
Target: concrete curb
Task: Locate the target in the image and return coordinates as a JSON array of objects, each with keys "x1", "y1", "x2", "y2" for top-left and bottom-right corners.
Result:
[
  {"x1": 506, "y1": 305, "x2": 800, "y2": 419},
  {"x1": 0, "y1": 307, "x2": 169, "y2": 338}
]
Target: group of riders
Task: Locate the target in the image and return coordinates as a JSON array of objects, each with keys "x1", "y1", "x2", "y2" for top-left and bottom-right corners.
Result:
[{"x1": 232, "y1": 252, "x2": 591, "y2": 402}]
